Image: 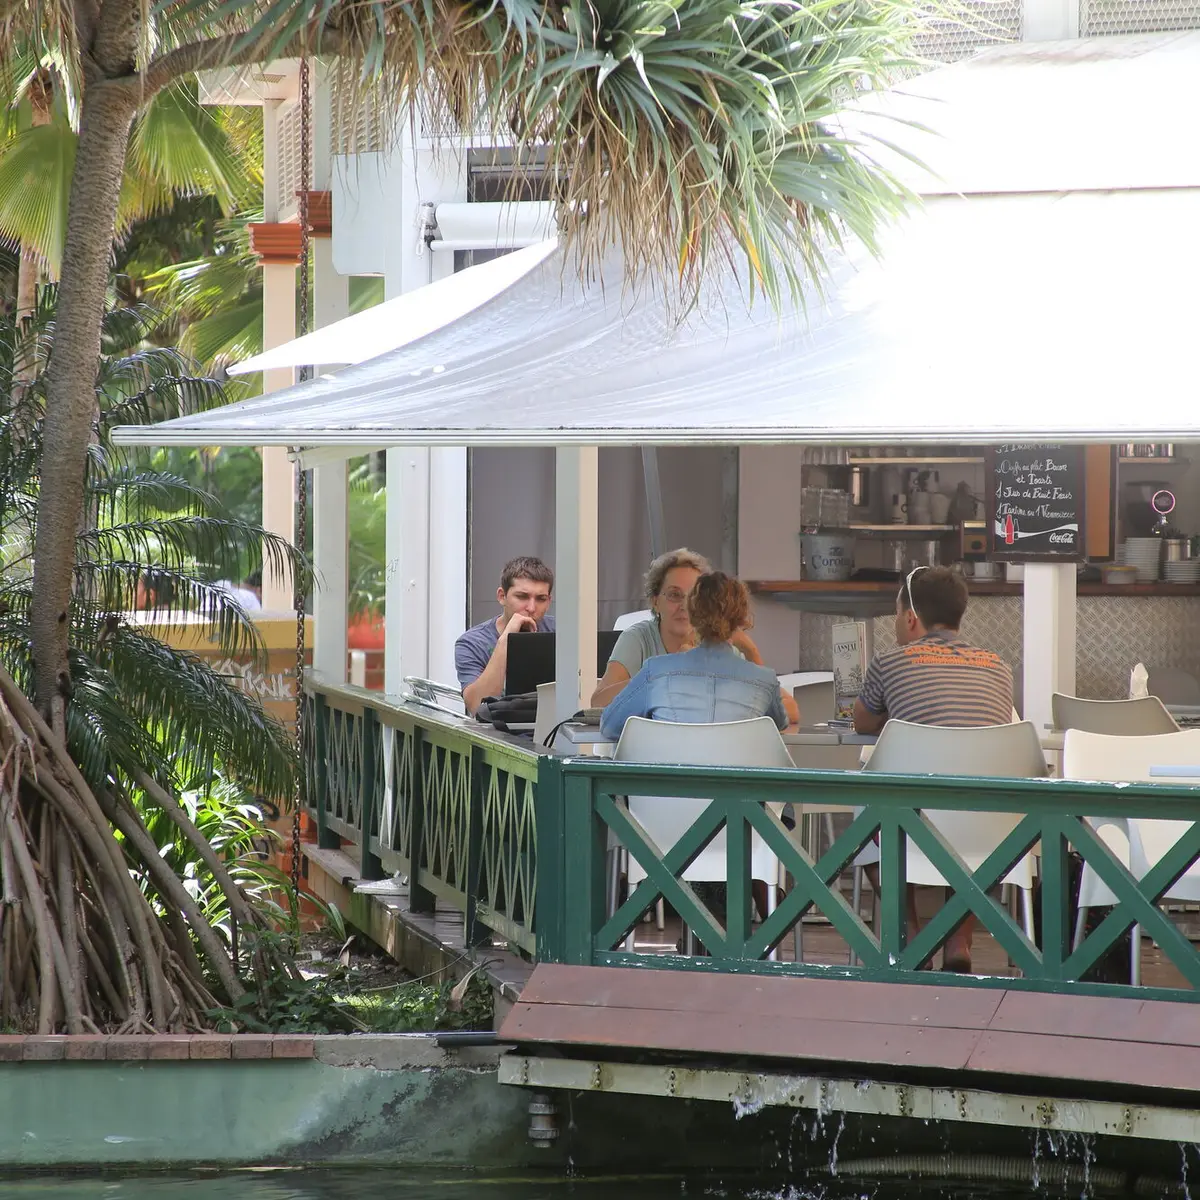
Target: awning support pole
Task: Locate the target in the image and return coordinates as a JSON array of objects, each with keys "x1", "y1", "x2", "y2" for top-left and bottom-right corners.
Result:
[
  {"x1": 640, "y1": 447, "x2": 666, "y2": 560},
  {"x1": 1022, "y1": 563, "x2": 1077, "y2": 736},
  {"x1": 555, "y1": 447, "x2": 599, "y2": 723}
]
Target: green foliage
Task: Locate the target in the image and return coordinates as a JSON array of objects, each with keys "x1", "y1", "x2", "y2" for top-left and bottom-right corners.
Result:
[
  {"x1": 207, "y1": 957, "x2": 494, "y2": 1034},
  {"x1": 345, "y1": 974, "x2": 495, "y2": 1034},
  {"x1": 10, "y1": 0, "x2": 930, "y2": 310},
  {"x1": 348, "y1": 456, "x2": 386, "y2": 619},
  {"x1": 0, "y1": 289, "x2": 307, "y2": 801},
  {"x1": 0, "y1": 58, "x2": 253, "y2": 274}
]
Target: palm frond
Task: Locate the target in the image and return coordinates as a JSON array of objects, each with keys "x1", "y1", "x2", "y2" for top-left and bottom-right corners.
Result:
[
  {"x1": 0, "y1": 119, "x2": 73, "y2": 266},
  {"x1": 146, "y1": 0, "x2": 931, "y2": 307},
  {"x1": 96, "y1": 624, "x2": 296, "y2": 800}
]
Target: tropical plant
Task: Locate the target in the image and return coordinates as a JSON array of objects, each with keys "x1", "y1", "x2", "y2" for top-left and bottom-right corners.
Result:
[
  {"x1": 0, "y1": 291, "x2": 308, "y2": 1031},
  {"x1": 4, "y1": 0, "x2": 927, "y2": 1031},
  {"x1": 0, "y1": 51, "x2": 251, "y2": 295}
]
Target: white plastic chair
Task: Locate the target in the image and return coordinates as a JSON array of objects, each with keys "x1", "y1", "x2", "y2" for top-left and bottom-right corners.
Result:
[
  {"x1": 1052, "y1": 693, "x2": 1178, "y2": 736},
  {"x1": 613, "y1": 716, "x2": 794, "y2": 956},
  {"x1": 1062, "y1": 727, "x2": 1200, "y2": 986},
  {"x1": 613, "y1": 609, "x2": 654, "y2": 631},
  {"x1": 852, "y1": 720, "x2": 1047, "y2": 953}
]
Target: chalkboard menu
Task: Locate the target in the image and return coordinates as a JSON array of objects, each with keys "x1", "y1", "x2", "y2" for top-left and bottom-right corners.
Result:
[{"x1": 986, "y1": 444, "x2": 1086, "y2": 561}]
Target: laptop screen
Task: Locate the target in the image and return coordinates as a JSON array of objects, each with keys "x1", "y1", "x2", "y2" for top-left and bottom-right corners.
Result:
[{"x1": 505, "y1": 631, "x2": 621, "y2": 697}]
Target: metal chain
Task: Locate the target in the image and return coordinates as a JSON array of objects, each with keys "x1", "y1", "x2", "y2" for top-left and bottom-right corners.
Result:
[{"x1": 291, "y1": 53, "x2": 314, "y2": 902}]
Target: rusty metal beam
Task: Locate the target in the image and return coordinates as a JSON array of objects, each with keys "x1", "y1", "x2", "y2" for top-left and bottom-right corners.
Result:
[{"x1": 498, "y1": 1054, "x2": 1200, "y2": 1145}]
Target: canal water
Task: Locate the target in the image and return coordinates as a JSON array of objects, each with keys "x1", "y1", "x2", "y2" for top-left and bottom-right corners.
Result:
[{"x1": 0, "y1": 1169, "x2": 1186, "y2": 1198}]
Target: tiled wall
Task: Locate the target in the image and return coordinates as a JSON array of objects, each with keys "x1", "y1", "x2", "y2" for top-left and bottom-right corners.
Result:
[{"x1": 798, "y1": 595, "x2": 1200, "y2": 707}]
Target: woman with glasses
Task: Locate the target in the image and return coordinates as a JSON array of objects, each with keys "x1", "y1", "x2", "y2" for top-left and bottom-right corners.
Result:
[
  {"x1": 591, "y1": 548, "x2": 798, "y2": 726},
  {"x1": 599, "y1": 572, "x2": 794, "y2": 740}
]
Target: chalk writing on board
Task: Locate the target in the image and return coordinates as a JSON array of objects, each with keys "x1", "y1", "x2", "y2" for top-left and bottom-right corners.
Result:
[{"x1": 987, "y1": 444, "x2": 1084, "y2": 560}]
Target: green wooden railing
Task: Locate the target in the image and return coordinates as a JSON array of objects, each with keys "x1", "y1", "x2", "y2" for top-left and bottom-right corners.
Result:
[
  {"x1": 302, "y1": 680, "x2": 541, "y2": 955},
  {"x1": 536, "y1": 756, "x2": 1200, "y2": 1001}
]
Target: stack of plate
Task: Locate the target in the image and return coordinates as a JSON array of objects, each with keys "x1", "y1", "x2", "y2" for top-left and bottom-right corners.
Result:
[
  {"x1": 1120, "y1": 538, "x2": 1163, "y2": 582},
  {"x1": 1165, "y1": 560, "x2": 1200, "y2": 584}
]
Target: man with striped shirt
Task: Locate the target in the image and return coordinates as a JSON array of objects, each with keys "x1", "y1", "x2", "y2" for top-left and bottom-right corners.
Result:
[{"x1": 853, "y1": 566, "x2": 1015, "y2": 971}]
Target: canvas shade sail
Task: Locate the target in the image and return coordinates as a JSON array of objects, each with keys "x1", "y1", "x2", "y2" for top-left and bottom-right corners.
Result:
[
  {"x1": 228, "y1": 239, "x2": 559, "y2": 375},
  {"x1": 112, "y1": 186, "x2": 1200, "y2": 452}
]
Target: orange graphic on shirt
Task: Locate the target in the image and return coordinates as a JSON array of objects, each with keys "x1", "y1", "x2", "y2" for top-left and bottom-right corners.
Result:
[{"x1": 902, "y1": 644, "x2": 1003, "y2": 670}]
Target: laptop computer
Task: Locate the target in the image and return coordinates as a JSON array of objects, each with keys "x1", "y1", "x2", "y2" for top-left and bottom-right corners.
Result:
[{"x1": 505, "y1": 631, "x2": 621, "y2": 697}]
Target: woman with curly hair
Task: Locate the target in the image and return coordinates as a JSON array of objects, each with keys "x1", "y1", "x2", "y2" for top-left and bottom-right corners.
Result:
[
  {"x1": 599, "y1": 572, "x2": 796, "y2": 741},
  {"x1": 591, "y1": 549, "x2": 797, "y2": 727}
]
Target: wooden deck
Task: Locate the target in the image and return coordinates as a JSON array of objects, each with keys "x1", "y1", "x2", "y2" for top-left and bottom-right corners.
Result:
[{"x1": 500, "y1": 962, "x2": 1200, "y2": 1098}]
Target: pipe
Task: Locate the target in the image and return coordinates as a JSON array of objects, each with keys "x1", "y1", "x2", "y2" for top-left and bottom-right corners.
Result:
[
  {"x1": 433, "y1": 1030, "x2": 507, "y2": 1048},
  {"x1": 835, "y1": 1154, "x2": 1182, "y2": 1196}
]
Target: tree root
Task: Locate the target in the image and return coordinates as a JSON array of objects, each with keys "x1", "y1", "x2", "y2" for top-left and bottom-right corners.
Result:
[{"x1": 0, "y1": 660, "x2": 283, "y2": 1032}]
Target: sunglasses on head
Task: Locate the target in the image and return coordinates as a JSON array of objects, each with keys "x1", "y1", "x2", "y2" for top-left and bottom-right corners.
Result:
[{"x1": 901, "y1": 564, "x2": 928, "y2": 609}]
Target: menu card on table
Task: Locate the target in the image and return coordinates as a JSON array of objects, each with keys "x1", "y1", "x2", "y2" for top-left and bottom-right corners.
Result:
[
  {"x1": 832, "y1": 620, "x2": 873, "y2": 720},
  {"x1": 986, "y1": 444, "x2": 1086, "y2": 561}
]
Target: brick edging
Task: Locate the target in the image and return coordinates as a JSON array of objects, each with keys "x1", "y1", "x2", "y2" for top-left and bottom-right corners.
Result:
[{"x1": 0, "y1": 1034, "x2": 314, "y2": 1062}]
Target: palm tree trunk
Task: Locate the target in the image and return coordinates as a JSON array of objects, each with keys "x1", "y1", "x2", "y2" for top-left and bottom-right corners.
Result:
[
  {"x1": 15, "y1": 251, "x2": 38, "y2": 323},
  {"x1": 30, "y1": 80, "x2": 137, "y2": 729}
]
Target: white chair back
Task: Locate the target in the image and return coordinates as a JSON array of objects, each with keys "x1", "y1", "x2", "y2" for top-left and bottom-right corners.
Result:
[
  {"x1": 1052, "y1": 693, "x2": 1178, "y2": 736},
  {"x1": 863, "y1": 720, "x2": 1047, "y2": 888},
  {"x1": 614, "y1": 609, "x2": 654, "y2": 631},
  {"x1": 1063, "y1": 728, "x2": 1200, "y2": 905},
  {"x1": 614, "y1": 717, "x2": 792, "y2": 885}
]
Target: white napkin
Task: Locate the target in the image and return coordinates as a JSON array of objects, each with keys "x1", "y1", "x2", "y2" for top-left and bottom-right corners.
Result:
[{"x1": 1130, "y1": 662, "x2": 1150, "y2": 699}]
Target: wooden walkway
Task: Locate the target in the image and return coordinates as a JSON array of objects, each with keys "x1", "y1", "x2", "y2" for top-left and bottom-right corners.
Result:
[{"x1": 500, "y1": 963, "x2": 1200, "y2": 1098}]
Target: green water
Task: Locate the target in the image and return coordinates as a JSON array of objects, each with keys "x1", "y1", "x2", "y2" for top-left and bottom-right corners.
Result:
[{"x1": 0, "y1": 1171, "x2": 1162, "y2": 1199}]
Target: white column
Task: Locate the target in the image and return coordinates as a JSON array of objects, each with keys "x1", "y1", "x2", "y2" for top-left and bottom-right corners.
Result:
[
  {"x1": 428, "y1": 448, "x2": 468, "y2": 685},
  {"x1": 312, "y1": 459, "x2": 349, "y2": 681},
  {"x1": 1022, "y1": 563, "x2": 1077, "y2": 733},
  {"x1": 1022, "y1": 0, "x2": 1078, "y2": 40},
  {"x1": 259, "y1": 99, "x2": 297, "y2": 612},
  {"x1": 380, "y1": 141, "x2": 469, "y2": 693},
  {"x1": 384, "y1": 448, "x2": 432, "y2": 691},
  {"x1": 260, "y1": 258, "x2": 296, "y2": 612},
  {"x1": 554, "y1": 447, "x2": 599, "y2": 722},
  {"x1": 309, "y1": 222, "x2": 351, "y2": 679}
]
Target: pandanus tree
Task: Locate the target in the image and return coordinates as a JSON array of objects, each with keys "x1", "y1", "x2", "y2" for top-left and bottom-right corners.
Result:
[
  {"x1": 0, "y1": 292, "x2": 304, "y2": 1030},
  {"x1": 1, "y1": 0, "x2": 923, "y2": 1030}
]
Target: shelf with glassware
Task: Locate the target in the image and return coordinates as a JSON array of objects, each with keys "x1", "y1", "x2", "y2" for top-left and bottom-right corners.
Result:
[{"x1": 800, "y1": 453, "x2": 986, "y2": 579}]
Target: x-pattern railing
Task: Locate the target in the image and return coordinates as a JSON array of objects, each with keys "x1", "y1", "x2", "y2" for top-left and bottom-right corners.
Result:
[
  {"x1": 303, "y1": 679, "x2": 542, "y2": 954},
  {"x1": 539, "y1": 757, "x2": 1200, "y2": 999}
]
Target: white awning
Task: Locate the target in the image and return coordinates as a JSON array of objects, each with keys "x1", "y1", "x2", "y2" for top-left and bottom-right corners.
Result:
[
  {"x1": 228, "y1": 239, "x2": 559, "y2": 375},
  {"x1": 113, "y1": 188, "x2": 1200, "y2": 453}
]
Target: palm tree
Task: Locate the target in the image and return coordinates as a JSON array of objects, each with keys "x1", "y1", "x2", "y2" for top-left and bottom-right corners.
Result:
[
  {"x1": 2, "y1": 0, "x2": 926, "y2": 1030},
  {"x1": 0, "y1": 50, "x2": 251, "y2": 311},
  {"x1": 6, "y1": 0, "x2": 924, "y2": 719},
  {"x1": 0, "y1": 289, "x2": 307, "y2": 1030}
]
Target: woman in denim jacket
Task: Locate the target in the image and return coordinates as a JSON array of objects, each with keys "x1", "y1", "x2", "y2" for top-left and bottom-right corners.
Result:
[{"x1": 600, "y1": 573, "x2": 792, "y2": 742}]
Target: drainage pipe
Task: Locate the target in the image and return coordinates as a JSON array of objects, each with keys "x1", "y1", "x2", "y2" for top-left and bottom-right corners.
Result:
[{"x1": 434, "y1": 1030, "x2": 508, "y2": 1048}]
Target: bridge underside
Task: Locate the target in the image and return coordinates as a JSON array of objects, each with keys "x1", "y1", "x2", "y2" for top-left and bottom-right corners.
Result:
[{"x1": 498, "y1": 965, "x2": 1200, "y2": 1144}]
